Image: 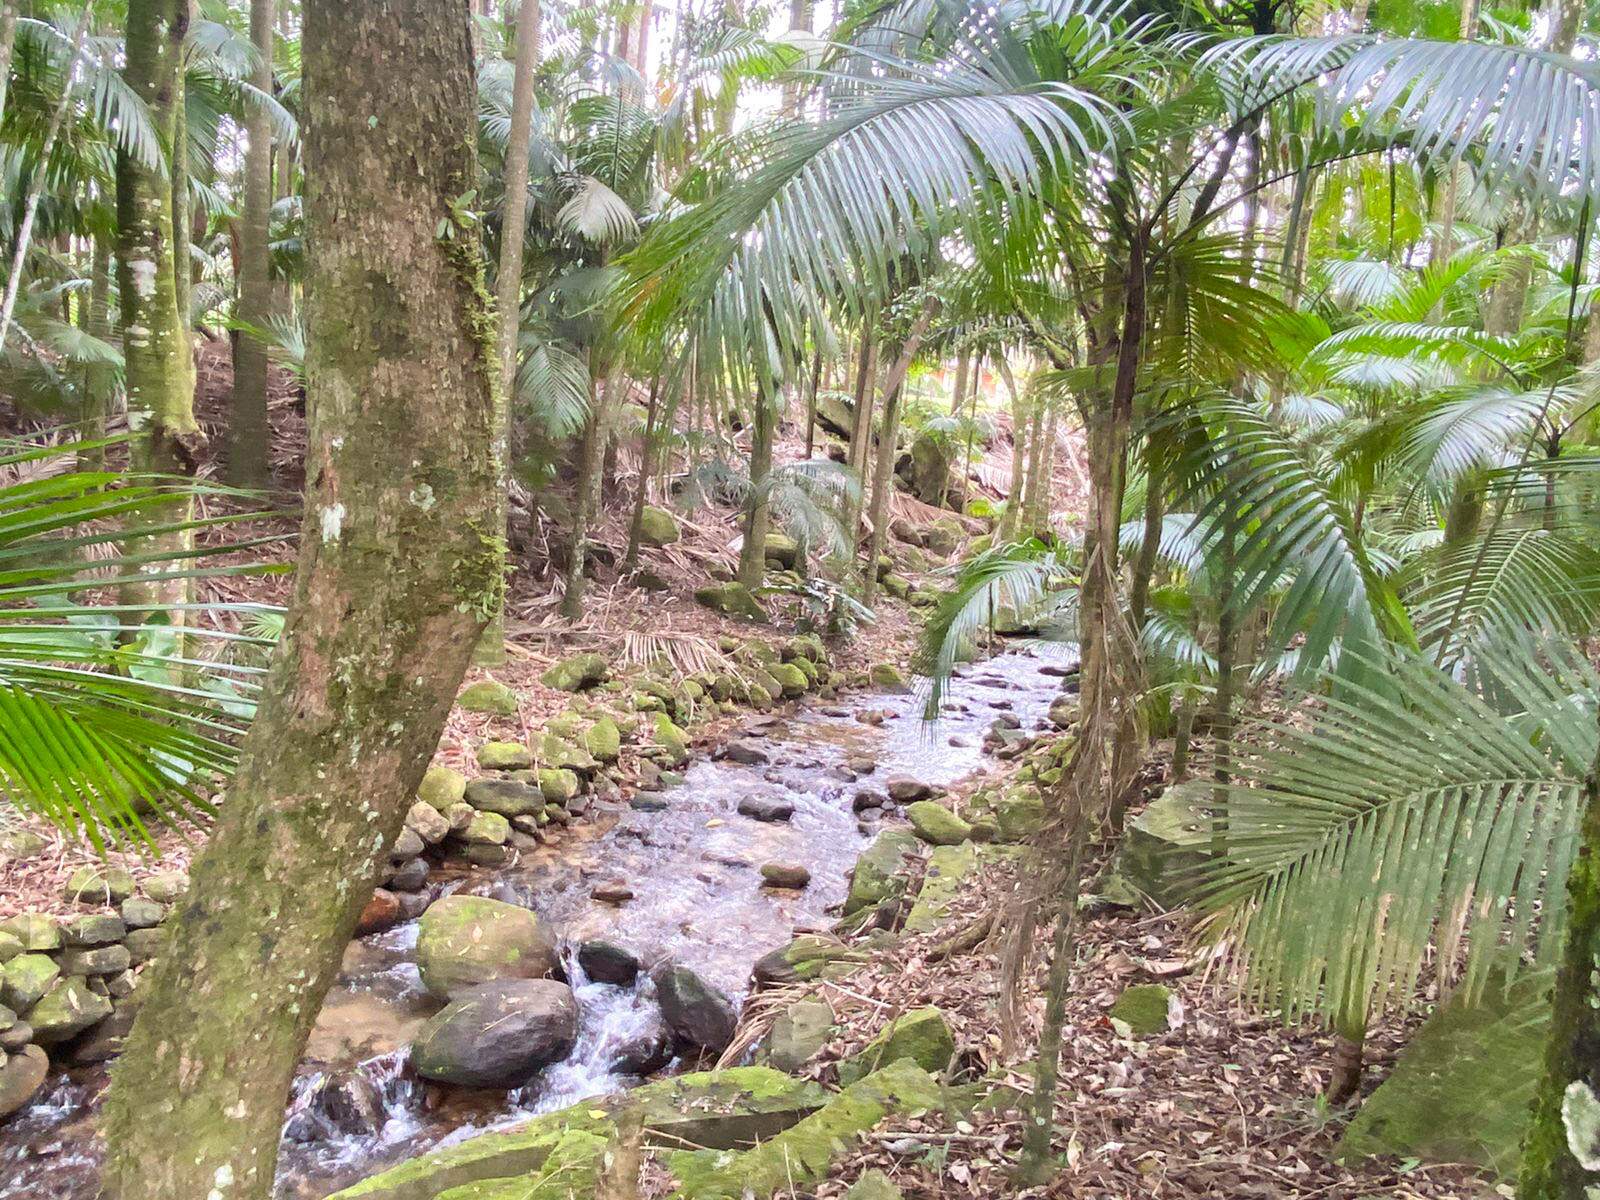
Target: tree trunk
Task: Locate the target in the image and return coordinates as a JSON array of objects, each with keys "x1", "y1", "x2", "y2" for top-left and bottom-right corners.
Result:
[
  {"x1": 101, "y1": 5, "x2": 497, "y2": 1198},
  {"x1": 861, "y1": 301, "x2": 936, "y2": 605},
  {"x1": 803, "y1": 342, "x2": 822, "y2": 459},
  {"x1": 171, "y1": 2, "x2": 194, "y2": 335},
  {"x1": 0, "y1": 4, "x2": 18, "y2": 130},
  {"x1": 737, "y1": 381, "x2": 777, "y2": 587},
  {"x1": 230, "y1": 0, "x2": 276, "y2": 488},
  {"x1": 1128, "y1": 460, "x2": 1163, "y2": 629},
  {"x1": 950, "y1": 349, "x2": 969, "y2": 415},
  {"x1": 996, "y1": 358, "x2": 1028, "y2": 541},
  {"x1": 623, "y1": 373, "x2": 663, "y2": 571},
  {"x1": 80, "y1": 235, "x2": 115, "y2": 469},
  {"x1": 847, "y1": 331, "x2": 877, "y2": 478},
  {"x1": 1023, "y1": 397, "x2": 1057, "y2": 533},
  {"x1": 562, "y1": 369, "x2": 621, "y2": 618},
  {"x1": 116, "y1": 0, "x2": 201, "y2": 624},
  {"x1": 1518, "y1": 704, "x2": 1600, "y2": 1199}
]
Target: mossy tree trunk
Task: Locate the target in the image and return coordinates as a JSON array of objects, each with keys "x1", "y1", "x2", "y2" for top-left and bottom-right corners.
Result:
[
  {"x1": 737, "y1": 380, "x2": 777, "y2": 588},
  {"x1": 995, "y1": 357, "x2": 1029, "y2": 542},
  {"x1": 80, "y1": 234, "x2": 115, "y2": 469},
  {"x1": 561, "y1": 368, "x2": 620, "y2": 618},
  {"x1": 0, "y1": 3, "x2": 17, "y2": 128},
  {"x1": 170, "y1": 1, "x2": 194, "y2": 335},
  {"x1": 101, "y1": 5, "x2": 498, "y2": 1198},
  {"x1": 230, "y1": 0, "x2": 276, "y2": 488},
  {"x1": 117, "y1": 0, "x2": 201, "y2": 623},
  {"x1": 861, "y1": 300, "x2": 936, "y2": 605}
]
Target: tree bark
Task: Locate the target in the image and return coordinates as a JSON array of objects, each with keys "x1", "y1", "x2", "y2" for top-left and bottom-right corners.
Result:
[
  {"x1": 950, "y1": 350, "x2": 969, "y2": 415},
  {"x1": 171, "y1": 1, "x2": 195, "y2": 335},
  {"x1": 231, "y1": 0, "x2": 276, "y2": 487},
  {"x1": 1022, "y1": 396, "x2": 1056, "y2": 533},
  {"x1": 861, "y1": 300, "x2": 936, "y2": 605},
  {"x1": 623, "y1": 372, "x2": 663, "y2": 571},
  {"x1": 101, "y1": 5, "x2": 497, "y2": 1198},
  {"x1": 562, "y1": 369, "x2": 621, "y2": 618},
  {"x1": 996, "y1": 357, "x2": 1028, "y2": 542},
  {"x1": 80, "y1": 234, "x2": 115, "y2": 469},
  {"x1": 0, "y1": 3, "x2": 18, "y2": 133},
  {"x1": 737, "y1": 381, "x2": 777, "y2": 587}
]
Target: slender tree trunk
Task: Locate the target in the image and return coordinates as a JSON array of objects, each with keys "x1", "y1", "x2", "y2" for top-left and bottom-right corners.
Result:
[
  {"x1": 780, "y1": 0, "x2": 812, "y2": 114},
  {"x1": 950, "y1": 350, "x2": 969, "y2": 415},
  {"x1": 1170, "y1": 691, "x2": 1196, "y2": 781},
  {"x1": 101, "y1": 6, "x2": 498, "y2": 1197},
  {"x1": 1519, "y1": 705, "x2": 1600, "y2": 1199},
  {"x1": 1023, "y1": 397, "x2": 1057, "y2": 532},
  {"x1": 1129, "y1": 464, "x2": 1163, "y2": 629},
  {"x1": 80, "y1": 235, "x2": 115, "y2": 468},
  {"x1": 0, "y1": 4, "x2": 18, "y2": 130},
  {"x1": 0, "y1": 0, "x2": 95, "y2": 355},
  {"x1": 861, "y1": 301, "x2": 936, "y2": 605},
  {"x1": 623, "y1": 373, "x2": 663, "y2": 570},
  {"x1": 171, "y1": 3, "x2": 194, "y2": 334},
  {"x1": 737, "y1": 381, "x2": 777, "y2": 587},
  {"x1": 847, "y1": 331, "x2": 877, "y2": 478},
  {"x1": 562, "y1": 369, "x2": 620, "y2": 618},
  {"x1": 231, "y1": 0, "x2": 276, "y2": 487},
  {"x1": 996, "y1": 358, "x2": 1028, "y2": 541},
  {"x1": 803, "y1": 342, "x2": 822, "y2": 459},
  {"x1": 117, "y1": 0, "x2": 202, "y2": 624}
]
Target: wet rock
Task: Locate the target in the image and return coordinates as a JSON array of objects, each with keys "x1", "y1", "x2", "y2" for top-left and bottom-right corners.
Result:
[
  {"x1": 63, "y1": 914, "x2": 125, "y2": 947},
  {"x1": 0, "y1": 914, "x2": 58, "y2": 952},
  {"x1": 540, "y1": 652, "x2": 609, "y2": 693},
  {"x1": 759, "y1": 862, "x2": 811, "y2": 889},
  {"x1": 476, "y1": 741, "x2": 532, "y2": 770},
  {"x1": 843, "y1": 830, "x2": 920, "y2": 917},
  {"x1": 639, "y1": 504, "x2": 682, "y2": 547},
  {"x1": 852, "y1": 789, "x2": 888, "y2": 812},
  {"x1": 767, "y1": 662, "x2": 808, "y2": 698},
  {"x1": 906, "y1": 801, "x2": 972, "y2": 847},
  {"x1": 412, "y1": 979, "x2": 579, "y2": 1089},
  {"x1": 418, "y1": 766, "x2": 468, "y2": 810},
  {"x1": 119, "y1": 898, "x2": 166, "y2": 930},
  {"x1": 584, "y1": 717, "x2": 621, "y2": 763},
  {"x1": 406, "y1": 800, "x2": 451, "y2": 846},
  {"x1": 464, "y1": 844, "x2": 511, "y2": 868},
  {"x1": 463, "y1": 777, "x2": 545, "y2": 819},
  {"x1": 391, "y1": 828, "x2": 425, "y2": 860},
  {"x1": 63, "y1": 866, "x2": 135, "y2": 905},
  {"x1": 1048, "y1": 694, "x2": 1079, "y2": 730},
  {"x1": 720, "y1": 741, "x2": 769, "y2": 766},
  {"x1": 356, "y1": 889, "x2": 403, "y2": 937},
  {"x1": 537, "y1": 768, "x2": 581, "y2": 805},
  {"x1": 846, "y1": 755, "x2": 877, "y2": 776},
  {"x1": 751, "y1": 935, "x2": 863, "y2": 987},
  {"x1": 29, "y1": 976, "x2": 113, "y2": 1044},
  {"x1": 56, "y1": 945, "x2": 130, "y2": 977},
  {"x1": 694, "y1": 582, "x2": 768, "y2": 623},
  {"x1": 738, "y1": 794, "x2": 795, "y2": 823},
  {"x1": 460, "y1": 811, "x2": 511, "y2": 846},
  {"x1": 990, "y1": 712, "x2": 1022, "y2": 731},
  {"x1": 311, "y1": 1069, "x2": 387, "y2": 1137},
  {"x1": 1109, "y1": 984, "x2": 1172, "y2": 1037},
  {"x1": 389, "y1": 856, "x2": 430, "y2": 893},
  {"x1": 415, "y1": 895, "x2": 559, "y2": 1000},
  {"x1": 591, "y1": 882, "x2": 635, "y2": 904},
  {"x1": 654, "y1": 964, "x2": 738, "y2": 1055},
  {"x1": 760, "y1": 998, "x2": 833, "y2": 1073},
  {"x1": 867, "y1": 663, "x2": 910, "y2": 693},
  {"x1": 0, "y1": 1045, "x2": 47, "y2": 1120},
  {"x1": 457, "y1": 680, "x2": 518, "y2": 716},
  {"x1": 1, "y1": 954, "x2": 59, "y2": 1010},
  {"x1": 609, "y1": 1019, "x2": 673, "y2": 1076},
  {"x1": 886, "y1": 775, "x2": 936, "y2": 804},
  {"x1": 839, "y1": 1007, "x2": 955, "y2": 1085},
  {"x1": 577, "y1": 940, "x2": 639, "y2": 987}
]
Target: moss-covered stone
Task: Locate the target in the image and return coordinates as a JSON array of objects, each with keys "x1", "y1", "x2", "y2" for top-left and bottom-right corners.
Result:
[
  {"x1": 435, "y1": 1128, "x2": 609, "y2": 1200},
  {"x1": 843, "y1": 829, "x2": 919, "y2": 916},
  {"x1": 475, "y1": 741, "x2": 531, "y2": 770},
  {"x1": 419, "y1": 766, "x2": 468, "y2": 810},
  {"x1": 906, "y1": 801, "x2": 972, "y2": 847},
  {"x1": 1338, "y1": 974, "x2": 1547, "y2": 1176},
  {"x1": 904, "y1": 843, "x2": 985, "y2": 934},
  {"x1": 462, "y1": 777, "x2": 544, "y2": 818},
  {"x1": 639, "y1": 505, "x2": 682, "y2": 547},
  {"x1": 1, "y1": 954, "x2": 60, "y2": 1010},
  {"x1": 882, "y1": 573, "x2": 911, "y2": 600},
  {"x1": 694, "y1": 582, "x2": 768, "y2": 622},
  {"x1": 537, "y1": 731, "x2": 597, "y2": 776},
  {"x1": 1114, "y1": 782, "x2": 1212, "y2": 908},
  {"x1": 457, "y1": 680, "x2": 518, "y2": 716},
  {"x1": 0, "y1": 830, "x2": 47, "y2": 861},
  {"x1": 633, "y1": 1066, "x2": 828, "y2": 1149},
  {"x1": 537, "y1": 768, "x2": 580, "y2": 804},
  {"x1": 666, "y1": 1060, "x2": 942, "y2": 1199},
  {"x1": 767, "y1": 661, "x2": 809, "y2": 698},
  {"x1": 63, "y1": 865, "x2": 135, "y2": 904},
  {"x1": 1109, "y1": 984, "x2": 1172, "y2": 1037},
  {"x1": 650, "y1": 712, "x2": 690, "y2": 766},
  {"x1": 752, "y1": 935, "x2": 868, "y2": 986},
  {"x1": 0, "y1": 933, "x2": 22, "y2": 965},
  {"x1": 760, "y1": 998, "x2": 834, "y2": 1073},
  {"x1": 763, "y1": 532, "x2": 800, "y2": 569},
  {"x1": 539, "y1": 652, "x2": 608, "y2": 693},
  {"x1": 0, "y1": 913, "x2": 60, "y2": 952},
  {"x1": 867, "y1": 663, "x2": 910, "y2": 693},
  {"x1": 415, "y1": 896, "x2": 558, "y2": 999},
  {"x1": 994, "y1": 787, "x2": 1046, "y2": 843},
  {"x1": 29, "y1": 975, "x2": 113, "y2": 1044},
  {"x1": 584, "y1": 717, "x2": 621, "y2": 763},
  {"x1": 839, "y1": 1007, "x2": 956, "y2": 1085},
  {"x1": 783, "y1": 634, "x2": 826, "y2": 664}
]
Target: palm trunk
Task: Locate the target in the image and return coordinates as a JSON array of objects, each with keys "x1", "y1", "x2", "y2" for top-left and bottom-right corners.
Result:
[
  {"x1": 1170, "y1": 691, "x2": 1196, "y2": 781},
  {"x1": 1023, "y1": 397, "x2": 1057, "y2": 532},
  {"x1": 101, "y1": 4, "x2": 497, "y2": 1197},
  {"x1": 737, "y1": 381, "x2": 777, "y2": 587},
  {"x1": 847, "y1": 331, "x2": 877, "y2": 477},
  {"x1": 1129, "y1": 461, "x2": 1163, "y2": 629},
  {"x1": 950, "y1": 349, "x2": 969, "y2": 415},
  {"x1": 171, "y1": 4, "x2": 194, "y2": 335},
  {"x1": 803, "y1": 342, "x2": 822, "y2": 459},
  {"x1": 861, "y1": 302, "x2": 937, "y2": 603},
  {"x1": 80, "y1": 235, "x2": 115, "y2": 469},
  {"x1": 230, "y1": 0, "x2": 276, "y2": 487},
  {"x1": 996, "y1": 358, "x2": 1028, "y2": 541},
  {"x1": 0, "y1": 0, "x2": 95, "y2": 355},
  {"x1": 562, "y1": 369, "x2": 620, "y2": 618},
  {"x1": 623, "y1": 373, "x2": 664, "y2": 570},
  {"x1": 0, "y1": 3, "x2": 18, "y2": 130}
]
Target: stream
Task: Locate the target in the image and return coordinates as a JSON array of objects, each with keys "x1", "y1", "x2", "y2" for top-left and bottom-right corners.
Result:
[{"x1": 0, "y1": 649, "x2": 1070, "y2": 1199}]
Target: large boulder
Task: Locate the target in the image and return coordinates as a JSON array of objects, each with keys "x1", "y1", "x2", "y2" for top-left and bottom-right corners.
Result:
[
  {"x1": 694, "y1": 582, "x2": 768, "y2": 623},
  {"x1": 766, "y1": 662, "x2": 808, "y2": 698},
  {"x1": 843, "y1": 829, "x2": 919, "y2": 916},
  {"x1": 584, "y1": 717, "x2": 621, "y2": 763},
  {"x1": 1114, "y1": 782, "x2": 1212, "y2": 907},
  {"x1": 419, "y1": 766, "x2": 468, "y2": 810},
  {"x1": 654, "y1": 964, "x2": 738, "y2": 1055},
  {"x1": 760, "y1": 998, "x2": 834, "y2": 1073},
  {"x1": 539, "y1": 653, "x2": 608, "y2": 693},
  {"x1": 901, "y1": 432, "x2": 953, "y2": 508},
  {"x1": 838, "y1": 1006, "x2": 955, "y2": 1085},
  {"x1": 463, "y1": 777, "x2": 544, "y2": 818},
  {"x1": 29, "y1": 976, "x2": 113, "y2": 1044},
  {"x1": 906, "y1": 801, "x2": 971, "y2": 846},
  {"x1": 763, "y1": 533, "x2": 800, "y2": 570},
  {"x1": 415, "y1": 896, "x2": 559, "y2": 1000},
  {"x1": 639, "y1": 505, "x2": 681, "y2": 547},
  {"x1": 0, "y1": 1044, "x2": 47, "y2": 1119},
  {"x1": 411, "y1": 979, "x2": 578, "y2": 1089}
]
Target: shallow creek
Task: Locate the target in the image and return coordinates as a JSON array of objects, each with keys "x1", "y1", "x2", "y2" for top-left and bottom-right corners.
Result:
[{"x1": 0, "y1": 649, "x2": 1069, "y2": 1199}]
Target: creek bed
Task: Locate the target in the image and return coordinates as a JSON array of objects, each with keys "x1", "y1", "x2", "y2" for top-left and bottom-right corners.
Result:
[{"x1": 0, "y1": 649, "x2": 1069, "y2": 1199}]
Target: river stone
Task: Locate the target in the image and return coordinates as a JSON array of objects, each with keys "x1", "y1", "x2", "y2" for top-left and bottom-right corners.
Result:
[
  {"x1": 419, "y1": 766, "x2": 468, "y2": 810},
  {"x1": 388, "y1": 857, "x2": 430, "y2": 893},
  {"x1": 1109, "y1": 984, "x2": 1172, "y2": 1037},
  {"x1": 29, "y1": 976, "x2": 113, "y2": 1044},
  {"x1": 458, "y1": 680, "x2": 518, "y2": 716},
  {"x1": 906, "y1": 801, "x2": 971, "y2": 846},
  {"x1": 0, "y1": 1022, "x2": 32, "y2": 1053},
  {"x1": 67, "y1": 1001, "x2": 137, "y2": 1064},
  {"x1": 630, "y1": 792, "x2": 668, "y2": 812},
  {"x1": 391, "y1": 828, "x2": 425, "y2": 860},
  {"x1": 119, "y1": 897, "x2": 166, "y2": 930},
  {"x1": 1048, "y1": 694, "x2": 1079, "y2": 730},
  {"x1": 760, "y1": 862, "x2": 811, "y2": 889},
  {"x1": 124, "y1": 927, "x2": 166, "y2": 965},
  {"x1": 537, "y1": 768, "x2": 580, "y2": 804},
  {"x1": 476, "y1": 741, "x2": 532, "y2": 770},
  {"x1": 738, "y1": 794, "x2": 794, "y2": 823},
  {"x1": 577, "y1": 940, "x2": 639, "y2": 987},
  {"x1": 0, "y1": 934, "x2": 19, "y2": 966},
  {"x1": 868, "y1": 663, "x2": 910, "y2": 693},
  {"x1": 639, "y1": 505, "x2": 681, "y2": 547},
  {"x1": 584, "y1": 718, "x2": 621, "y2": 763},
  {"x1": 767, "y1": 662, "x2": 808, "y2": 698},
  {"x1": 2, "y1": 954, "x2": 60, "y2": 1010},
  {"x1": 412, "y1": 978, "x2": 579, "y2": 1089},
  {"x1": 843, "y1": 829, "x2": 920, "y2": 916},
  {"x1": 654, "y1": 964, "x2": 738, "y2": 1055},
  {"x1": 416, "y1": 896, "x2": 558, "y2": 1000},
  {"x1": 610, "y1": 1018, "x2": 673, "y2": 1076},
  {"x1": 721, "y1": 741, "x2": 769, "y2": 766},
  {"x1": 752, "y1": 935, "x2": 865, "y2": 987},
  {"x1": 886, "y1": 775, "x2": 936, "y2": 804},
  {"x1": 56, "y1": 944, "x2": 130, "y2": 977},
  {"x1": 0, "y1": 914, "x2": 60, "y2": 952},
  {"x1": 309, "y1": 1069, "x2": 388, "y2": 1137},
  {"x1": 460, "y1": 811, "x2": 512, "y2": 847},
  {"x1": 905, "y1": 843, "x2": 995, "y2": 934},
  {"x1": 839, "y1": 1006, "x2": 956, "y2": 1085},
  {"x1": 591, "y1": 882, "x2": 634, "y2": 904},
  {"x1": 464, "y1": 845, "x2": 510, "y2": 868},
  {"x1": 761, "y1": 998, "x2": 833, "y2": 1073},
  {"x1": 539, "y1": 652, "x2": 608, "y2": 693},
  {"x1": 463, "y1": 777, "x2": 544, "y2": 819},
  {"x1": 0, "y1": 1045, "x2": 47, "y2": 1119},
  {"x1": 405, "y1": 801, "x2": 451, "y2": 847},
  {"x1": 356, "y1": 889, "x2": 404, "y2": 937},
  {"x1": 694, "y1": 582, "x2": 768, "y2": 623},
  {"x1": 650, "y1": 713, "x2": 690, "y2": 766},
  {"x1": 63, "y1": 866, "x2": 135, "y2": 905},
  {"x1": 993, "y1": 787, "x2": 1045, "y2": 842}
]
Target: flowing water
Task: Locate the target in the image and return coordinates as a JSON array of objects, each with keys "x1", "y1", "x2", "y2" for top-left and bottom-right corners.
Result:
[{"x1": 0, "y1": 649, "x2": 1071, "y2": 1199}]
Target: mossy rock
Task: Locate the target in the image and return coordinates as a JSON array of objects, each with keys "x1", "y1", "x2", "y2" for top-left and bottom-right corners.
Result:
[
  {"x1": 539, "y1": 652, "x2": 608, "y2": 693},
  {"x1": 881, "y1": 574, "x2": 912, "y2": 600},
  {"x1": 0, "y1": 830, "x2": 47, "y2": 861},
  {"x1": 633, "y1": 1066, "x2": 828, "y2": 1149},
  {"x1": 695, "y1": 582, "x2": 768, "y2": 622},
  {"x1": 537, "y1": 768, "x2": 581, "y2": 804},
  {"x1": 436, "y1": 1128, "x2": 610, "y2": 1200},
  {"x1": 666, "y1": 1060, "x2": 942, "y2": 1200},
  {"x1": 0, "y1": 914, "x2": 60, "y2": 952},
  {"x1": 753, "y1": 935, "x2": 868, "y2": 986},
  {"x1": 415, "y1": 896, "x2": 558, "y2": 1000},
  {"x1": 63, "y1": 866, "x2": 135, "y2": 905},
  {"x1": 475, "y1": 742, "x2": 531, "y2": 771},
  {"x1": 993, "y1": 788, "x2": 1045, "y2": 843},
  {"x1": 583, "y1": 717, "x2": 621, "y2": 763},
  {"x1": 462, "y1": 777, "x2": 544, "y2": 818},
  {"x1": 767, "y1": 662, "x2": 809, "y2": 698},
  {"x1": 1338, "y1": 973, "x2": 1547, "y2": 1176},
  {"x1": 1109, "y1": 984, "x2": 1172, "y2": 1037},
  {"x1": 29, "y1": 975, "x2": 113, "y2": 1044},
  {"x1": 783, "y1": 634, "x2": 826, "y2": 664},
  {"x1": 639, "y1": 505, "x2": 682, "y2": 547},
  {"x1": 923, "y1": 518, "x2": 964, "y2": 557},
  {"x1": 650, "y1": 712, "x2": 691, "y2": 766},
  {"x1": 843, "y1": 829, "x2": 920, "y2": 916},
  {"x1": 759, "y1": 998, "x2": 834, "y2": 1073},
  {"x1": 457, "y1": 680, "x2": 519, "y2": 716},
  {"x1": 906, "y1": 801, "x2": 971, "y2": 847},
  {"x1": 419, "y1": 766, "x2": 468, "y2": 810},
  {"x1": 763, "y1": 533, "x2": 800, "y2": 569},
  {"x1": 1113, "y1": 782, "x2": 1212, "y2": 908},
  {"x1": 1, "y1": 954, "x2": 60, "y2": 1010},
  {"x1": 867, "y1": 663, "x2": 910, "y2": 694},
  {"x1": 846, "y1": 1170, "x2": 904, "y2": 1200},
  {"x1": 839, "y1": 1007, "x2": 956, "y2": 1085},
  {"x1": 537, "y1": 731, "x2": 596, "y2": 776},
  {"x1": 904, "y1": 843, "x2": 986, "y2": 934}
]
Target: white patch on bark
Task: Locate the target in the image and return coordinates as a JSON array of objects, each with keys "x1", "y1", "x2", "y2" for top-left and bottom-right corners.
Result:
[
  {"x1": 409, "y1": 483, "x2": 436, "y2": 511},
  {"x1": 1563, "y1": 1080, "x2": 1600, "y2": 1170},
  {"x1": 128, "y1": 258, "x2": 158, "y2": 300},
  {"x1": 206, "y1": 1163, "x2": 234, "y2": 1200},
  {"x1": 319, "y1": 503, "x2": 347, "y2": 543}
]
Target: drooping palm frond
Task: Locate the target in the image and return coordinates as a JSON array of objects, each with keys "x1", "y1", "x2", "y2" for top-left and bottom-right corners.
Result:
[
  {"x1": 1397, "y1": 384, "x2": 1565, "y2": 490},
  {"x1": 617, "y1": 630, "x2": 732, "y2": 678},
  {"x1": 515, "y1": 337, "x2": 591, "y2": 440},
  {"x1": 754, "y1": 458, "x2": 860, "y2": 564},
  {"x1": 1189, "y1": 644, "x2": 1593, "y2": 1029}
]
